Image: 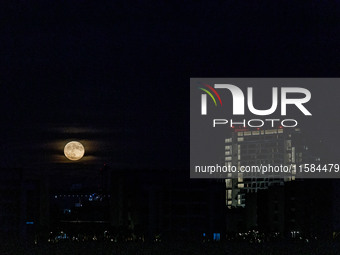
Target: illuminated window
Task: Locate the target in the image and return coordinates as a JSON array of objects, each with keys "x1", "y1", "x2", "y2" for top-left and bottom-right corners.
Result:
[
  {"x1": 238, "y1": 173, "x2": 243, "y2": 183},
  {"x1": 291, "y1": 164, "x2": 296, "y2": 174},
  {"x1": 225, "y1": 179, "x2": 232, "y2": 188},
  {"x1": 286, "y1": 140, "x2": 292, "y2": 150},
  {"x1": 252, "y1": 131, "x2": 260, "y2": 135},
  {"x1": 265, "y1": 129, "x2": 277, "y2": 134},
  {"x1": 278, "y1": 129, "x2": 283, "y2": 133},
  {"x1": 238, "y1": 132, "x2": 243, "y2": 136},
  {"x1": 244, "y1": 131, "x2": 251, "y2": 136},
  {"x1": 225, "y1": 151, "x2": 231, "y2": 156},
  {"x1": 225, "y1": 156, "x2": 232, "y2": 161},
  {"x1": 227, "y1": 190, "x2": 232, "y2": 199},
  {"x1": 238, "y1": 183, "x2": 244, "y2": 188},
  {"x1": 225, "y1": 145, "x2": 231, "y2": 150},
  {"x1": 225, "y1": 138, "x2": 232, "y2": 143},
  {"x1": 237, "y1": 137, "x2": 244, "y2": 142}
]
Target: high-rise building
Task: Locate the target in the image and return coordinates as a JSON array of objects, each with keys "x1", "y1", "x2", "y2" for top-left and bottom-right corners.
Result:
[{"x1": 225, "y1": 127, "x2": 304, "y2": 209}]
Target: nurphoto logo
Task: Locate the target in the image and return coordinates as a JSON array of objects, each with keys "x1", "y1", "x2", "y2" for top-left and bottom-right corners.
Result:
[
  {"x1": 198, "y1": 83, "x2": 312, "y2": 128},
  {"x1": 200, "y1": 84, "x2": 312, "y2": 116}
]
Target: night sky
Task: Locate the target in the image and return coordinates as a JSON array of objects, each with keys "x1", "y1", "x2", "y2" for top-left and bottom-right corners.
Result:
[{"x1": 0, "y1": 1, "x2": 339, "y2": 170}]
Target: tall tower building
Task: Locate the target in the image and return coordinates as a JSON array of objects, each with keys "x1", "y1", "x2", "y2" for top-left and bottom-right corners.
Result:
[{"x1": 225, "y1": 127, "x2": 303, "y2": 209}]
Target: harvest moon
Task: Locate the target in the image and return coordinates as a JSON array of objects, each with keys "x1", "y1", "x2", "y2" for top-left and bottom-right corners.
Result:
[{"x1": 64, "y1": 141, "x2": 85, "y2": 161}]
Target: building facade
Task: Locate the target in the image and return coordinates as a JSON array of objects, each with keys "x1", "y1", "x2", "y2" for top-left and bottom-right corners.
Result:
[{"x1": 225, "y1": 127, "x2": 304, "y2": 209}]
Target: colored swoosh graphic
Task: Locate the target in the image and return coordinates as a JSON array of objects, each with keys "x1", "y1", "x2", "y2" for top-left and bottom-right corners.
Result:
[
  {"x1": 203, "y1": 84, "x2": 222, "y2": 106},
  {"x1": 199, "y1": 88, "x2": 217, "y2": 106}
]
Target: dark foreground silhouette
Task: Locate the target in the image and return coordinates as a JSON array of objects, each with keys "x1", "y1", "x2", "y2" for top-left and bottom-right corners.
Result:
[{"x1": 1, "y1": 240, "x2": 339, "y2": 255}]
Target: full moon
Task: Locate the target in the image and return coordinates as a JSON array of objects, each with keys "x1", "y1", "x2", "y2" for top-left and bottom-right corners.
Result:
[{"x1": 64, "y1": 141, "x2": 85, "y2": 161}]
